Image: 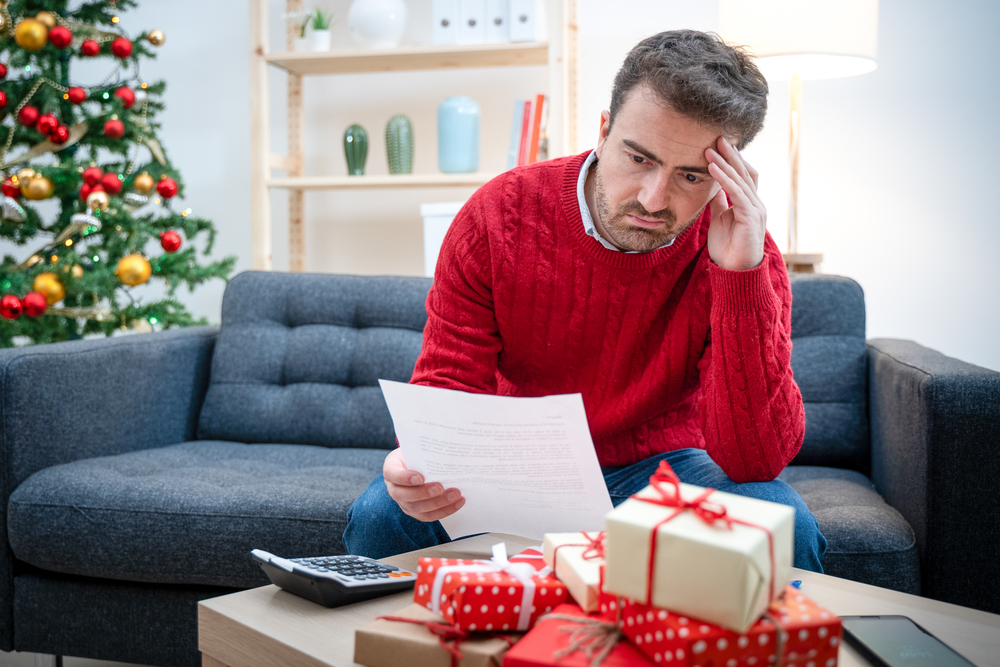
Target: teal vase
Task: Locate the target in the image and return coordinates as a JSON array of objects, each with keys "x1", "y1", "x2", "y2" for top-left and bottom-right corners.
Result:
[
  {"x1": 386, "y1": 114, "x2": 414, "y2": 175},
  {"x1": 344, "y1": 124, "x2": 368, "y2": 176},
  {"x1": 438, "y1": 96, "x2": 479, "y2": 173}
]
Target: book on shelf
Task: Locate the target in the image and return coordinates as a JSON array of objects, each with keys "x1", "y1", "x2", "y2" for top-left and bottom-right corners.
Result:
[
  {"x1": 507, "y1": 99, "x2": 525, "y2": 169},
  {"x1": 511, "y1": 94, "x2": 549, "y2": 167}
]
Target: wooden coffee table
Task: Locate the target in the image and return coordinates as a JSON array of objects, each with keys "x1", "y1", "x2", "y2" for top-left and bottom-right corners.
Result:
[{"x1": 198, "y1": 533, "x2": 1000, "y2": 667}]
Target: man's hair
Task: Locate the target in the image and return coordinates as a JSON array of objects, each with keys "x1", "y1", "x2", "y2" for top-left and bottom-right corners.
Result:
[{"x1": 609, "y1": 30, "x2": 768, "y2": 149}]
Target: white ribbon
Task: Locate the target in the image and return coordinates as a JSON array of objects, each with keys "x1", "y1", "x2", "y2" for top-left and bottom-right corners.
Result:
[{"x1": 429, "y1": 542, "x2": 544, "y2": 630}]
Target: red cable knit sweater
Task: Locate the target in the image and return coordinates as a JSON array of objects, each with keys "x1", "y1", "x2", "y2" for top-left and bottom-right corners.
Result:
[{"x1": 411, "y1": 153, "x2": 805, "y2": 483}]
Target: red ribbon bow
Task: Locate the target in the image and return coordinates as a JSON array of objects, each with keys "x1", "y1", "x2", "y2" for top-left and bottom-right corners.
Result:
[
  {"x1": 377, "y1": 615, "x2": 515, "y2": 667},
  {"x1": 551, "y1": 531, "x2": 606, "y2": 572},
  {"x1": 631, "y1": 460, "x2": 776, "y2": 606}
]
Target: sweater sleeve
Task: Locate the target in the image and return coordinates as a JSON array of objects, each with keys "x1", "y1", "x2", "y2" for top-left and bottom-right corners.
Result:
[
  {"x1": 696, "y1": 240, "x2": 806, "y2": 482},
  {"x1": 410, "y1": 187, "x2": 502, "y2": 393}
]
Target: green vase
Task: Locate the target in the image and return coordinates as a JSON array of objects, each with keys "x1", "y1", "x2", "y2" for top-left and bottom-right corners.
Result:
[
  {"x1": 385, "y1": 114, "x2": 414, "y2": 175},
  {"x1": 344, "y1": 124, "x2": 368, "y2": 176}
]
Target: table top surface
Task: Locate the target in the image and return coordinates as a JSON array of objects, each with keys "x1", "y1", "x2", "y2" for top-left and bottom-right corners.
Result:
[{"x1": 198, "y1": 533, "x2": 1000, "y2": 667}]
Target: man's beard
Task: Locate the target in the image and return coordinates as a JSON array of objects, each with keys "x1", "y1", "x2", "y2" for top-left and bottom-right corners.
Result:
[{"x1": 593, "y1": 161, "x2": 695, "y2": 253}]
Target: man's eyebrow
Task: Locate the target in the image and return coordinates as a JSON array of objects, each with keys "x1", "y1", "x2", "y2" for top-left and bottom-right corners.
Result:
[{"x1": 621, "y1": 138, "x2": 711, "y2": 174}]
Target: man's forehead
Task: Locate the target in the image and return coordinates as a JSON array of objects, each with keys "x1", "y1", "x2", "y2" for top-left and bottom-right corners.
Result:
[{"x1": 614, "y1": 87, "x2": 726, "y2": 163}]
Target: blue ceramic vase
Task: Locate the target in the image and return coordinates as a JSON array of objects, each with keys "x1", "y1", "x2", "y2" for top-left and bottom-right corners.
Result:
[{"x1": 438, "y1": 96, "x2": 480, "y2": 173}]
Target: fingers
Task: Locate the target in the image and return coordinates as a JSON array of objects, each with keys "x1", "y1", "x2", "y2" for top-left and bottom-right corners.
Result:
[
  {"x1": 708, "y1": 186, "x2": 729, "y2": 221},
  {"x1": 382, "y1": 449, "x2": 466, "y2": 522},
  {"x1": 706, "y1": 139, "x2": 761, "y2": 210},
  {"x1": 383, "y1": 448, "x2": 423, "y2": 486}
]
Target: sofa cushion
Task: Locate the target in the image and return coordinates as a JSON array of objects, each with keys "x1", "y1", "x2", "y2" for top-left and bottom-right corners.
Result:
[
  {"x1": 789, "y1": 275, "x2": 870, "y2": 471},
  {"x1": 7, "y1": 441, "x2": 386, "y2": 588},
  {"x1": 197, "y1": 272, "x2": 432, "y2": 449},
  {"x1": 780, "y1": 465, "x2": 919, "y2": 594}
]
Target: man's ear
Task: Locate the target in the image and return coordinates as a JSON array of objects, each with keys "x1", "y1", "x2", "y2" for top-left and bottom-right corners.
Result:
[{"x1": 595, "y1": 110, "x2": 611, "y2": 158}]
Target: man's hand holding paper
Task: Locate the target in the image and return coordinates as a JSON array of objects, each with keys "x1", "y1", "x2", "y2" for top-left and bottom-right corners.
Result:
[{"x1": 382, "y1": 448, "x2": 466, "y2": 522}]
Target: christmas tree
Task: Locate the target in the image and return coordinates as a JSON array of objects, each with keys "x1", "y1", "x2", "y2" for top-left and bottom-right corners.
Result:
[{"x1": 0, "y1": 0, "x2": 234, "y2": 347}]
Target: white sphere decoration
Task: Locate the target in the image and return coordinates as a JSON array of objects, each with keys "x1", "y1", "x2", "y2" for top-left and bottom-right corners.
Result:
[{"x1": 348, "y1": 0, "x2": 409, "y2": 49}]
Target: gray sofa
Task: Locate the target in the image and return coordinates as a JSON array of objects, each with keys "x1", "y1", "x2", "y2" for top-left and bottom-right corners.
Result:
[{"x1": 0, "y1": 270, "x2": 997, "y2": 666}]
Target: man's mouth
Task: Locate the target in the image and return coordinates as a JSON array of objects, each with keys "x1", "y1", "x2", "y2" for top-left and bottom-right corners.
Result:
[{"x1": 627, "y1": 214, "x2": 666, "y2": 230}]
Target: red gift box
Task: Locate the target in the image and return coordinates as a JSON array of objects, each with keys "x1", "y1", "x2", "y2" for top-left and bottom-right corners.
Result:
[
  {"x1": 503, "y1": 603, "x2": 654, "y2": 667},
  {"x1": 415, "y1": 545, "x2": 568, "y2": 631},
  {"x1": 599, "y1": 584, "x2": 841, "y2": 667}
]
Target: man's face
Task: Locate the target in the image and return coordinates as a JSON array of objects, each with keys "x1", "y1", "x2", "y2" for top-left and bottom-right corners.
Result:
[{"x1": 591, "y1": 85, "x2": 731, "y2": 252}]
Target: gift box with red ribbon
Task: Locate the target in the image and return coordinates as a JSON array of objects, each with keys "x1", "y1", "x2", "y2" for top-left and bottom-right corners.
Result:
[
  {"x1": 598, "y1": 584, "x2": 841, "y2": 667},
  {"x1": 542, "y1": 532, "x2": 605, "y2": 612},
  {"x1": 415, "y1": 543, "x2": 568, "y2": 631},
  {"x1": 503, "y1": 603, "x2": 654, "y2": 667},
  {"x1": 603, "y1": 461, "x2": 795, "y2": 633}
]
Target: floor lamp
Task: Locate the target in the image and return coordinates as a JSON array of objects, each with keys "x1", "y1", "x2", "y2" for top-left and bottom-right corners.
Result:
[{"x1": 719, "y1": 0, "x2": 879, "y2": 273}]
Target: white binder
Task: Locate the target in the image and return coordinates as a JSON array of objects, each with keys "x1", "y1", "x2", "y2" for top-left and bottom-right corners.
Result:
[
  {"x1": 508, "y1": 0, "x2": 535, "y2": 42},
  {"x1": 432, "y1": 0, "x2": 459, "y2": 46},
  {"x1": 485, "y1": 0, "x2": 510, "y2": 43},
  {"x1": 457, "y1": 0, "x2": 487, "y2": 45}
]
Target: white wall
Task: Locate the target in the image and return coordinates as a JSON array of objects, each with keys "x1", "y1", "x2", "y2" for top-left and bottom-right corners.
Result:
[{"x1": 6, "y1": 0, "x2": 997, "y2": 372}]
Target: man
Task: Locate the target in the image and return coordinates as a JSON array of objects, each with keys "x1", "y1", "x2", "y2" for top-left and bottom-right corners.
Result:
[{"x1": 344, "y1": 30, "x2": 827, "y2": 571}]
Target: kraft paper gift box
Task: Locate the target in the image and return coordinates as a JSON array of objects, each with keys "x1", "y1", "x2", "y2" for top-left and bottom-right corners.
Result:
[
  {"x1": 503, "y1": 602, "x2": 654, "y2": 667},
  {"x1": 415, "y1": 543, "x2": 568, "y2": 631},
  {"x1": 541, "y1": 532, "x2": 605, "y2": 612},
  {"x1": 355, "y1": 603, "x2": 518, "y2": 667},
  {"x1": 598, "y1": 585, "x2": 842, "y2": 667},
  {"x1": 603, "y1": 462, "x2": 794, "y2": 633}
]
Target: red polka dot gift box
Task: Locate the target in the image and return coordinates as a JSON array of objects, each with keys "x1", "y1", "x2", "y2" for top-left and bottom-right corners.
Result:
[
  {"x1": 603, "y1": 462, "x2": 795, "y2": 633},
  {"x1": 414, "y1": 544, "x2": 568, "y2": 631},
  {"x1": 503, "y1": 603, "x2": 654, "y2": 667},
  {"x1": 599, "y1": 585, "x2": 842, "y2": 667}
]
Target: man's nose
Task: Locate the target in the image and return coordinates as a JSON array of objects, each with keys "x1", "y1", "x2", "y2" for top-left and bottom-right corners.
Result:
[{"x1": 637, "y1": 170, "x2": 670, "y2": 214}]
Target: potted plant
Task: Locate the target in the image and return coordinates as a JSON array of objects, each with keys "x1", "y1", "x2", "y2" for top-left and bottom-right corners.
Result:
[
  {"x1": 293, "y1": 13, "x2": 310, "y2": 52},
  {"x1": 311, "y1": 8, "x2": 334, "y2": 51}
]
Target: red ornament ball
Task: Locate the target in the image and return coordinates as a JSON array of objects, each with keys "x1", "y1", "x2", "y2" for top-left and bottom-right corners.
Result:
[
  {"x1": 68, "y1": 86, "x2": 87, "y2": 104},
  {"x1": 0, "y1": 63, "x2": 7, "y2": 79},
  {"x1": 36, "y1": 114, "x2": 59, "y2": 136},
  {"x1": 51, "y1": 125, "x2": 70, "y2": 145},
  {"x1": 18, "y1": 105, "x2": 39, "y2": 127},
  {"x1": 83, "y1": 166, "x2": 103, "y2": 185},
  {"x1": 2, "y1": 178, "x2": 20, "y2": 198},
  {"x1": 104, "y1": 118, "x2": 125, "y2": 139},
  {"x1": 159, "y1": 230, "x2": 182, "y2": 253},
  {"x1": 114, "y1": 86, "x2": 135, "y2": 108},
  {"x1": 156, "y1": 177, "x2": 178, "y2": 199},
  {"x1": 0, "y1": 91, "x2": 7, "y2": 108},
  {"x1": 22, "y1": 292, "x2": 47, "y2": 318},
  {"x1": 0, "y1": 295, "x2": 23, "y2": 320},
  {"x1": 49, "y1": 25, "x2": 73, "y2": 49},
  {"x1": 111, "y1": 37, "x2": 133, "y2": 59},
  {"x1": 101, "y1": 172, "x2": 123, "y2": 195},
  {"x1": 81, "y1": 39, "x2": 100, "y2": 57},
  {"x1": 79, "y1": 183, "x2": 92, "y2": 200}
]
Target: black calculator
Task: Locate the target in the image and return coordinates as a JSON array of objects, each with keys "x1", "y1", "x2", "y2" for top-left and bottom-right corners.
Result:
[{"x1": 251, "y1": 549, "x2": 417, "y2": 608}]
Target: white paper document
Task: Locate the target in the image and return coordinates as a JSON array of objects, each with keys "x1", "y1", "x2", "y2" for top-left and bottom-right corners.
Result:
[{"x1": 379, "y1": 380, "x2": 614, "y2": 540}]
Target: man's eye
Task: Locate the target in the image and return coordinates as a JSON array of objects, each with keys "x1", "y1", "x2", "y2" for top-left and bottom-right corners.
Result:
[
  {"x1": 630, "y1": 154, "x2": 646, "y2": 164},
  {"x1": 684, "y1": 173, "x2": 700, "y2": 183}
]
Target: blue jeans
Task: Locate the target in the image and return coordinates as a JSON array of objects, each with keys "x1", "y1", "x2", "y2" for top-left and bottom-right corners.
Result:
[{"x1": 343, "y1": 448, "x2": 826, "y2": 571}]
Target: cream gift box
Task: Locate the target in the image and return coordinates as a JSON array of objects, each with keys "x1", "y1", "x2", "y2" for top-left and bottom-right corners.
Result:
[
  {"x1": 603, "y1": 464, "x2": 794, "y2": 633},
  {"x1": 541, "y1": 532, "x2": 604, "y2": 612}
]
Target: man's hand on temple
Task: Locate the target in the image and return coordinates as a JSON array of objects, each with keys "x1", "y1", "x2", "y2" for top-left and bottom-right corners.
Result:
[
  {"x1": 705, "y1": 137, "x2": 767, "y2": 272},
  {"x1": 382, "y1": 448, "x2": 466, "y2": 522}
]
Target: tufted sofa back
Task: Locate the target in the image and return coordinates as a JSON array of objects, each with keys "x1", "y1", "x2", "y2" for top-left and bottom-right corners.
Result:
[
  {"x1": 197, "y1": 272, "x2": 432, "y2": 449},
  {"x1": 788, "y1": 274, "x2": 870, "y2": 472}
]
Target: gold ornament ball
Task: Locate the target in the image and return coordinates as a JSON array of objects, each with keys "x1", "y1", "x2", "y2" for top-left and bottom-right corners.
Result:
[
  {"x1": 33, "y1": 272, "x2": 65, "y2": 306},
  {"x1": 17, "y1": 168, "x2": 36, "y2": 182},
  {"x1": 34, "y1": 11, "x2": 57, "y2": 29},
  {"x1": 148, "y1": 29, "x2": 165, "y2": 46},
  {"x1": 15, "y1": 18, "x2": 49, "y2": 51},
  {"x1": 87, "y1": 190, "x2": 110, "y2": 211},
  {"x1": 71, "y1": 264, "x2": 84, "y2": 279},
  {"x1": 0, "y1": 13, "x2": 7, "y2": 34},
  {"x1": 116, "y1": 254, "x2": 152, "y2": 286},
  {"x1": 133, "y1": 172, "x2": 155, "y2": 193},
  {"x1": 22, "y1": 176, "x2": 54, "y2": 201}
]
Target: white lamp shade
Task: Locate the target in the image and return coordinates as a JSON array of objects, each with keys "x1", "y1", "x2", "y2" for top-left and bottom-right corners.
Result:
[{"x1": 719, "y1": 0, "x2": 878, "y2": 81}]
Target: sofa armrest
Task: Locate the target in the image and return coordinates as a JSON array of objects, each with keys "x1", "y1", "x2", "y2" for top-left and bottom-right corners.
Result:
[
  {"x1": 868, "y1": 338, "x2": 1000, "y2": 613},
  {"x1": 0, "y1": 326, "x2": 217, "y2": 650}
]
